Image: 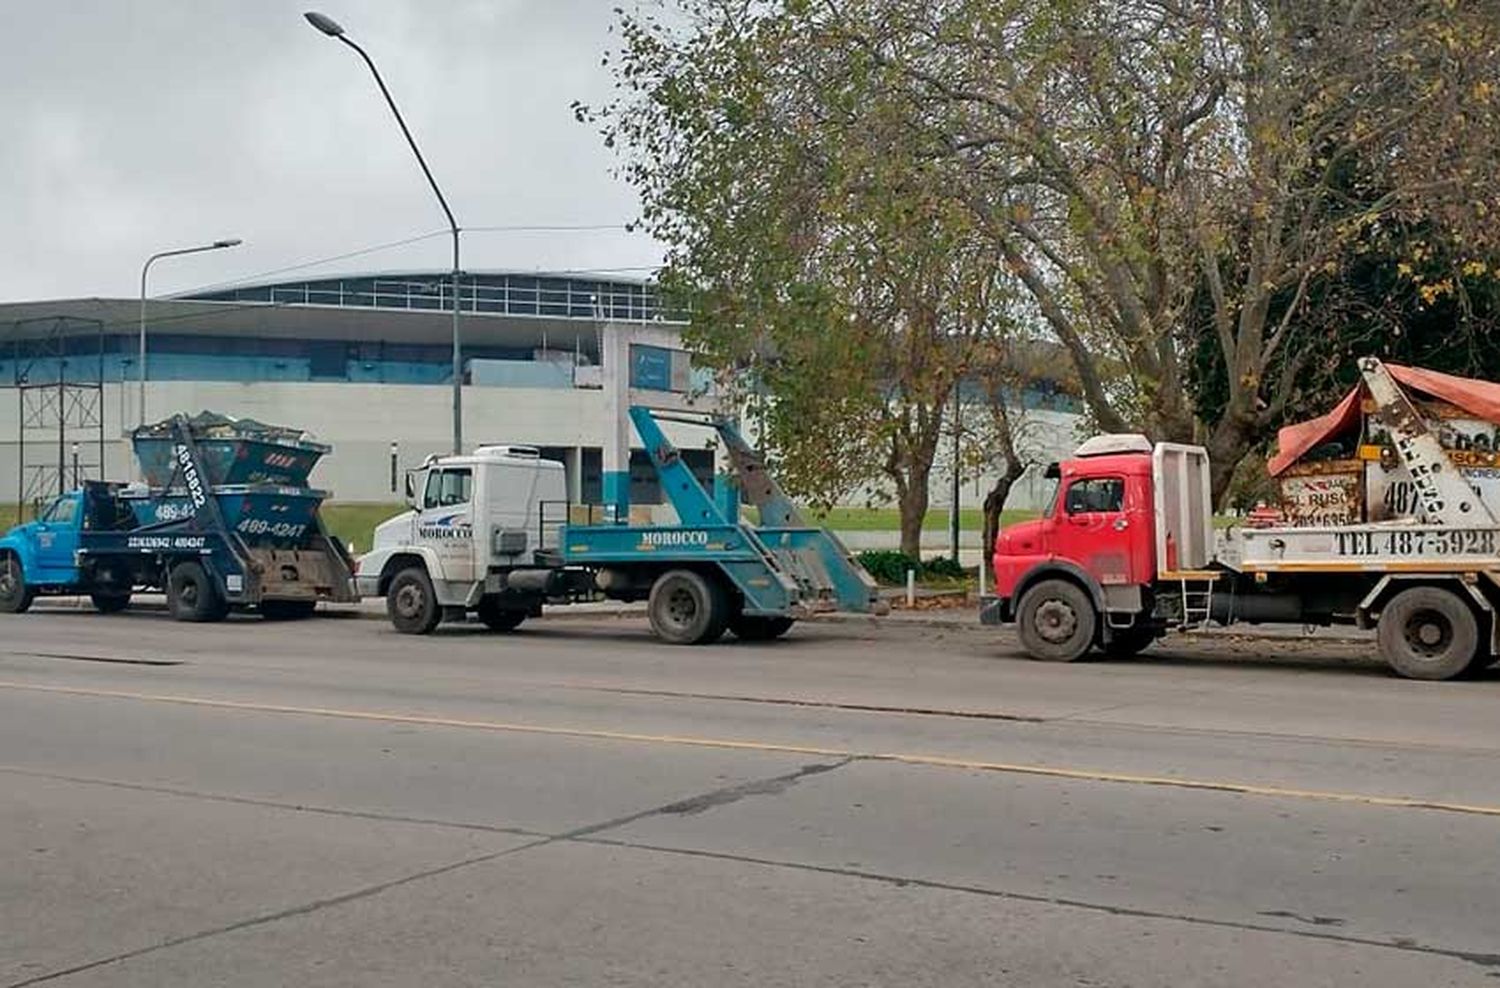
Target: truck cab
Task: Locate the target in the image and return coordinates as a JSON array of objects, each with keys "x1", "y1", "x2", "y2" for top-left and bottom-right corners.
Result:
[
  {"x1": 985, "y1": 435, "x2": 1215, "y2": 661},
  {"x1": 0, "y1": 486, "x2": 138, "y2": 614},
  {"x1": 0, "y1": 493, "x2": 86, "y2": 600},
  {"x1": 358, "y1": 446, "x2": 576, "y2": 633}
]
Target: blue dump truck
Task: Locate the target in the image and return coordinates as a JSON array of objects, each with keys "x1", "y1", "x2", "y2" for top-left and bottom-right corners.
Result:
[{"x1": 0, "y1": 412, "x2": 357, "y2": 621}]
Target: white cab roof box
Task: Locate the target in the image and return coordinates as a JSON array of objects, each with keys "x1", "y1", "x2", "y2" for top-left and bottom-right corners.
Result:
[
  {"x1": 1074, "y1": 433, "x2": 1153, "y2": 458},
  {"x1": 473, "y1": 445, "x2": 542, "y2": 460}
]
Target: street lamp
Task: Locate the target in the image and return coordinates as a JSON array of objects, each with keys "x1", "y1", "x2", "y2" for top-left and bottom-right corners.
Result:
[
  {"x1": 139, "y1": 238, "x2": 242, "y2": 428},
  {"x1": 305, "y1": 10, "x2": 465, "y2": 455}
]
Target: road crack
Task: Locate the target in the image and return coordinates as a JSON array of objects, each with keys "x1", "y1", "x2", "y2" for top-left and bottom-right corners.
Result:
[
  {"x1": 572, "y1": 836, "x2": 1500, "y2": 972},
  {"x1": 3, "y1": 759, "x2": 852, "y2": 987}
]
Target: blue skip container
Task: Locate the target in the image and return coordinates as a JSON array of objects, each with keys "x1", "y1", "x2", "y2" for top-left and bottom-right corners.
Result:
[{"x1": 131, "y1": 412, "x2": 330, "y2": 488}]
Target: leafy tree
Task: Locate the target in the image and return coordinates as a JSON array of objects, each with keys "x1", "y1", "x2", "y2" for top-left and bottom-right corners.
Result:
[
  {"x1": 589, "y1": 0, "x2": 1500, "y2": 510},
  {"x1": 583, "y1": 2, "x2": 1014, "y2": 554}
]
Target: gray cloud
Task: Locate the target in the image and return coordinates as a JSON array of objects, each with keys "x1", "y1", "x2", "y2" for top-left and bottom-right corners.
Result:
[{"x1": 0, "y1": 0, "x2": 660, "y2": 301}]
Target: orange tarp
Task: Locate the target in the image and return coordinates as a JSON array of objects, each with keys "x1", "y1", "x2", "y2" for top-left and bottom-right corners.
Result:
[{"x1": 1267, "y1": 364, "x2": 1500, "y2": 477}]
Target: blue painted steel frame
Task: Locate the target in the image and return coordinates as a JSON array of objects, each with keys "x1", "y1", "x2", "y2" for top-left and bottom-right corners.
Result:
[{"x1": 560, "y1": 405, "x2": 882, "y2": 617}]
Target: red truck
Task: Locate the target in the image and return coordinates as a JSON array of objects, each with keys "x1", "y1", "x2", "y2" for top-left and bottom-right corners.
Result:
[{"x1": 981, "y1": 358, "x2": 1500, "y2": 680}]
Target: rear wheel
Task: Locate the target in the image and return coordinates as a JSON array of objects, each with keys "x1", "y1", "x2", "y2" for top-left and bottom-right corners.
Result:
[
  {"x1": 729, "y1": 615, "x2": 795, "y2": 641},
  {"x1": 260, "y1": 599, "x2": 317, "y2": 621},
  {"x1": 1016, "y1": 579, "x2": 1096, "y2": 662},
  {"x1": 0, "y1": 554, "x2": 34, "y2": 614},
  {"x1": 648, "y1": 569, "x2": 729, "y2": 645},
  {"x1": 1377, "y1": 586, "x2": 1479, "y2": 681},
  {"x1": 387, "y1": 567, "x2": 441, "y2": 635},
  {"x1": 167, "y1": 562, "x2": 229, "y2": 623},
  {"x1": 89, "y1": 592, "x2": 132, "y2": 614},
  {"x1": 476, "y1": 597, "x2": 527, "y2": 632}
]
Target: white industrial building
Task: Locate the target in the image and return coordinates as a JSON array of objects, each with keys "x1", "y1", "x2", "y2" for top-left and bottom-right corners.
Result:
[{"x1": 0, "y1": 269, "x2": 1083, "y2": 523}]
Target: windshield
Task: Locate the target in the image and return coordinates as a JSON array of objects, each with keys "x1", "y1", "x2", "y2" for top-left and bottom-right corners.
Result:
[
  {"x1": 1041, "y1": 476, "x2": 1061, "y2": 518},
  {"x1": 41, "y1": 497, "x2": 77, "y2": 525}
]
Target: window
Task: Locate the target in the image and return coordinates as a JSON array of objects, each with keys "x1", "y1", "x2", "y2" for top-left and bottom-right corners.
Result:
[
  {"x1": 423, "y1": 469, "x2": 472, "y2": 509},
  {"x1": 42, "y1": 497, "x2": 77, "y2": 525},
  {"x1": 1065, "y1": 478, "x2": 1125, "y2": 514}
]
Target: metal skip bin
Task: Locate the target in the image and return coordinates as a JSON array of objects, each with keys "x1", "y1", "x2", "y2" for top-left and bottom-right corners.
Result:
[
  {"x1": 118, "y1": 486, "x2": 331, "y2": 547},
  {"x1": 125, "y1": 412, "x2": 335, "y2": 550},
  {"x1": 130, "y1": 411, "x2": 329, "y2": 488}
]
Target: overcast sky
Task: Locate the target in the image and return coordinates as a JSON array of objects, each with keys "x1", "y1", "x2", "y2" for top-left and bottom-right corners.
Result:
[{"x1": 0, "y1": 0, "x2": 663, "y2": 303}]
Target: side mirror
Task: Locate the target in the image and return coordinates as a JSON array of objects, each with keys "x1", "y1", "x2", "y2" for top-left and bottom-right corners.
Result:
[
  {"x1": 1043, "y1": 462, "x2": 1061, "y2": 480},
  {"x1": 403, "y1": 471, "x2": 416, "y2": 506}
]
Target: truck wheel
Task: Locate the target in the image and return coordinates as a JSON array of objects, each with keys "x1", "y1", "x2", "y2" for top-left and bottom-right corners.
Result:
[
  {"x1": 89, "y1": 592, "x2": 132, "y2": 614},
  {"x1": 168, "y1": 562, "x2": 229, "y2": 623},
  {"x1": 0, "y1": 555, "x2": 35, "y2": 614},
  {"x1": 729, "y1": 615, "x2": 795, "y2": 641},
  {"x1": 1017, "y1": 579, "x2": 1096, "y2": 662},
  {"x1": 1378, "y1": 586, "x2": 1480, "y2": 681},
  {"x1": 649, "y1": 569, "x2": 729, "y2": 645},
  {"x1": 476, "y1": 597, "x2": 527, "y2": 632},
  {"x1": 1101, "y1": 627, "x2": 1155, "y2": 658},
  {"x1": 387, "y1": 567, "x2": 441, "y2": 635},
  {"x1": 260, "y1": 599, "x2": 317, "y2": 621}
]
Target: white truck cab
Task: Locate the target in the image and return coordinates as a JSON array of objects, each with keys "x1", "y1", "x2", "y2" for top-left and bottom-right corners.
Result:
[{"x1": 357, "y1": 446, "x2": 570, "y2": 632}]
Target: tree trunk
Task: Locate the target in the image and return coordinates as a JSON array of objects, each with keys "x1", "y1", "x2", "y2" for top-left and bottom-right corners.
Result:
[
  {"x1": 981, "y1": 457, "x2": 1028, "y2": 581},
  {"x1": 1205, "y1": 415, "x2": 1255, "y2": 508},
  {"x1": 897, "y1": 468, "x2": 931, "y2": 559}
]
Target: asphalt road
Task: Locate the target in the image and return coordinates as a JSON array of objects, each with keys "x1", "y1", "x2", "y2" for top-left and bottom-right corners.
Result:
[{"x1": 4, "y1": 606, "x2": 1500, "y2": 986}]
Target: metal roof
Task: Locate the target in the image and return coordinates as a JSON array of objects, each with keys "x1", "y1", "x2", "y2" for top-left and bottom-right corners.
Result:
[{"x1": 0, "y1": 268, "x2": 680, "y2": 350}]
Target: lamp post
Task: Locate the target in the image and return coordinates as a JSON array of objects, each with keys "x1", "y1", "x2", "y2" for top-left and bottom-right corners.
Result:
[
  {"x1": 139, "y1": 239, "x2": 242, "y2": 428},
  {"x1": 304, "y1": 10, "x2": 464, "y2": 455}
]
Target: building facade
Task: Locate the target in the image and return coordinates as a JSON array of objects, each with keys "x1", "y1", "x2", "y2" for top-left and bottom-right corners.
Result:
[{"x1": 1, "y1": 270, "x2": 1082, "y2": 520}]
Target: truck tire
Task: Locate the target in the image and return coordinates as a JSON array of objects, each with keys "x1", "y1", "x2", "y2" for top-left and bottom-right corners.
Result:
[
  {"x1": 648, "y1": 569, "x2": 729, "y2": 645},
  {"x1": 0, "y1": 554, "x2": 34, "y2": 614},
  {"x1": 729, "y1": 615, "x2": 795, "y2": 641},
  {"x1": 387, "y1": 566, "x2": 442, "y2": 635},
  {"x1": 168, "y1": 562, "x2": 229, "y2": 623},
  {"x1": 476, "y1": 597, "x2": 527, "y2": 632},
  {"x1": 1377, "y1": 586, "x2": 1480, "y2": 681},
  {"x1": 1017, "y1": 579, "x2": 1096, "y2": 662},
  {"x1": 260, "y1": 599, "x2": 317, "y2": 621},
  {"x1": 89, "y1": 592, "x2": 132, "y2": 614}
]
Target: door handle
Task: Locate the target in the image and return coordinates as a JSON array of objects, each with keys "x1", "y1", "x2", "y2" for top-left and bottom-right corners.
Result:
[{"x1": 1112, "y1": 518, "x2": 1129, "y2": 531}]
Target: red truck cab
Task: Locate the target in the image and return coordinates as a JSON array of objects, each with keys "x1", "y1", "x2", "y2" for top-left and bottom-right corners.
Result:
[{"x1": 984, "y1": 434, "x2": 1165, "y2": 660}]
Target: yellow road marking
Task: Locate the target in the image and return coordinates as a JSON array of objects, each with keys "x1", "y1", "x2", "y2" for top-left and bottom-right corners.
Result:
[{"x1": 4, "y1": 679, "x2": 1500, "y2": 818}]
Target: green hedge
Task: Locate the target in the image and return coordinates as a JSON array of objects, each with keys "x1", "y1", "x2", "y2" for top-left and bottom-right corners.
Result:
[{"x1": 855, "y1": 550, "x2": 969, "y2": 585}]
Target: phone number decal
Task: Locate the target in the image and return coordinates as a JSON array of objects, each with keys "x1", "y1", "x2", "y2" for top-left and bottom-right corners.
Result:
[
  {"x1": 236, "y1": 518, "x2": 308, "y2": 539},
  {"x1": 1336, "y1": 529, "x2": 1498, "y2": 557}
]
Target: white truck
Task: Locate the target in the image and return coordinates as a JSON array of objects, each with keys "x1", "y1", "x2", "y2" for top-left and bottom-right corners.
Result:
[{"x1": 356, "y1": 406, "x2": 883, "y2": 643}]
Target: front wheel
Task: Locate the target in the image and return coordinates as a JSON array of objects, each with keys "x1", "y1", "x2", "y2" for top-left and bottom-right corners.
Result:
[
  {"x1": 648, "y1": 569, "x2": 729, "y2": 645},
  {"x1": 387, "y1": 567, "x2": 441, "y2": 635},
  {"x1": 1377, "y1": 586, "x2": 1479, "y2": 681},
  {"x1": 0, "y1": 555, "x2": 35, "y2": 614},
  {"x1": 1016, "y1": 579, "x2": 1096, "y2": 662}
]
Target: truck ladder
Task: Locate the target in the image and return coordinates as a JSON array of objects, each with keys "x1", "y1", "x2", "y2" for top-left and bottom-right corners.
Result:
[{"x1": 1161, "y1": 569, "x2": 1220, "y2": 629}]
